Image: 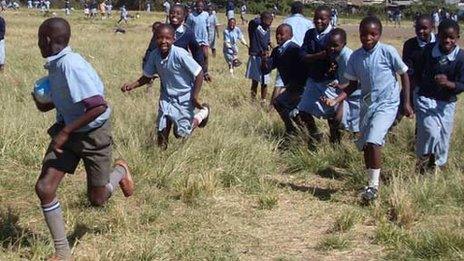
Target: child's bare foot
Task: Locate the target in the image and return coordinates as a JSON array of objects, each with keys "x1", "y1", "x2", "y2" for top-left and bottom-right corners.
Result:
[{"x1": 114, "y1": 159, "x2": 134, "y2": 197}]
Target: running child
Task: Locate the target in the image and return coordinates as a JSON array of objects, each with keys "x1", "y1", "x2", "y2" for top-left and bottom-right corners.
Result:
[
  {"x1": 413, "y1": 19, "x2": 464, "y2": 173},
  {"x1": 121, "y1": 24, "x2": 210, "y2": 149},
  {"x1": 118, "y1": 5, "x2": 128, "y2": 24},
  {"x1": 207, "y1": 4, "x2": 219, "y2": 57},
  {"x1": 187, "y1": 0, "x2": 211, "y2": 81},
  {"x1": 246, "y1": 11, "x2": 273, "y2": 102},
  {"x1": 0, "y1": 15, "x2": 5, "y2": 71},
  {"x1": 261, "y1": 24, "x2": 307, "y2": 136},
  {"x1": 324, "y1": 16, "x2": 412, "y2": 203},
  {"x1": 32, "y1": 18, "x2": 134, "y2": 260},
  {"x1": 142, "y1": 21, "x2": 162, "y2": 94},
  {"x1": 298, "y1": 5, "x2": 333, "y2": 144},
  {"x1": 223, "y1": 17, "x2": 248, "y2": 75}
]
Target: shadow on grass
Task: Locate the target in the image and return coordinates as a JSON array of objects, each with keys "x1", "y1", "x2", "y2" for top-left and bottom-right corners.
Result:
[
  {"x1": 68, "y1": 223, "x2": 90, "y2": 248},
  {"x1": 0, "y1": 208, "x2": 45, "y2": 250},
  {"x1": 316, "y1": 166, "x2": 347, "y2": 180},
  {"x1": 278, "y1": 182, "x2": 338, "y2": 201}
]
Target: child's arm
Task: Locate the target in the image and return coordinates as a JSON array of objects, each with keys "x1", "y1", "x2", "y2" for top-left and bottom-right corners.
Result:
[
  {"x1": 121, "y1": 75, "x2": 153, "y2": 92},
  {"x1": 322, "y1": 80, "x2": 358, "y2": 107},
  {"x1": 240, "y1": 36, "x2": 248, "y2": 48},
  {"x1": 260, "y1": 48, "x2": 275, "y2": 75},
  {"x1": 400, "y1": 73, "x2": 414, "y2": 118},
  {"x1": 31, "y1": 93, "x2": 55, "y2": 112},
  {"x1": 192, "y1": 70, "x2": 204, "y2": 109}
]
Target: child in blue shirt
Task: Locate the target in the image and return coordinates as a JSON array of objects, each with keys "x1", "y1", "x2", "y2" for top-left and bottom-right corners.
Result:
[
  {"x1": 207, "y1": 4, "x2": 219, "y2": 57},
  {"x1": 121, "y1": 24, "x2": 210, "y2": 149},
  {"x1": 246, "y1": 11, "x2": 273, "y2": 102},
  {"x1": 413, "y1": 19, "x2": 464, "y2": 173},
  {"x1": 187, "y1": 0, "x2": 211, "y2": 81},
  {"x1": 223, "y1": 17, "x2": 248, "y2": 75},
  {"x1": 32, "y1": 18, "x2": 134, "y2": 260},
  {"x1": 325, "y1": 16, "x2": 412, "y2": 203},
  {"x1": 297, "y1": 5, "x2": 333, "y2": 144},
  {"x1": 262, "y1": 24, "x2": 307, "y2": 135}
]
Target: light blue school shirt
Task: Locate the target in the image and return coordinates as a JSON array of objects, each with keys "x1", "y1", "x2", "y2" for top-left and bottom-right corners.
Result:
[
  {"x1": 207, "y1": 13, "x2": 217, "y2": 31},
  {"x1": 143, "y1": 45, "x2": 202, "y2": 102},
  {"x1": 45, "y1": 46, "x2": 110, "y2": 132},
  {"x1": 344, "y1": 42, "x2": 408, "y2": 103},
  {"x1": 223, "y1": 27, "x2": 243, "y2": 54},
  {"x1": 336, "y1": 46, "x2": 353, "y2": 85},
  {"x1": 187, "y1": 11, "x2": 209, "y2": 45},
  {"x1": 283, "y1": 13, "x2": 314, "y2": 46}
]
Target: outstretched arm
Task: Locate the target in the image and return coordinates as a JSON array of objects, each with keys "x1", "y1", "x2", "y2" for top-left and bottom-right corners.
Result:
[
  {"x1": 192, "y1": 70, "x2": 204, "y2": 108},
  {"x1": 121, "y1": 75, "x2": 154, "y2": 92}
]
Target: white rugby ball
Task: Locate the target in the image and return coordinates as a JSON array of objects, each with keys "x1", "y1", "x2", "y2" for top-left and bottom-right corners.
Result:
[{"x1": 33, "y1": 76, "x2": 52, "y2": 104}]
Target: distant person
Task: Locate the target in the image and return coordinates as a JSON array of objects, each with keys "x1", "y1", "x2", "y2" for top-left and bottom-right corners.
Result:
[
  {"x1": 146, "y1": 1, "x2": 151, "y2": 12},
  {"x1": 99, "y1": 0, "x2": 106, "y2": 18},
  {"x1": 246, "y1": 11, "x2": 273, "y2": 103},
  {"x1": 223, "y1": 17, "x2": 248, "y2": 75},
  {"x1": 324, "y1": 16, "x2": 411, "y2": 203},
  {"x1": 90, "y1": 0, "x2": 98, "y2": 18},
  {"x1": 226, "y1": 0, "x2": 234, "y2": 19},
  {"x1": 163, "y1": 0, "x2": 170, "y2": 22},
  {"x1": 413, "y1": 19, "x2": 464, "y2": 173},
  {"x1": 64, "y1": 0, "x2": 71, "y2": 15},
  {"x1": 207, "y1": 4, "x2": 219, "y2": 57},
  {"x1": 121, "y1": 24, "x2": 211, "y2": 149},
  {"x1": 393, "y1": 8, "x2": 401, "y2": 28},
  {"x1": 433, "y1": 10, "x2": 440, "y2": 30},
  {"x1": 240, "y1": 2, "x2": 247, "y2": 25},
  {"x1": 33, "y1": 17, "x2": 134, "y2": 260},
  {"x1": 105, "y1": 0, "x2": 112, "y2": 17},
  {"x1": 118, "y1": 5, "x2": 128, "y2": 24},
  {"x1": 27, "y1": 0, "x2": 33, "y2": 8},
  {"x1": 187, "y1": 0, "x2": 211, "y2": 81},
  {"x1": 0, "y1": 15, "x2": 5, "y2": 71},
  {"x1": 331, "y1": 8, "x2": 338, "y2": 27}
]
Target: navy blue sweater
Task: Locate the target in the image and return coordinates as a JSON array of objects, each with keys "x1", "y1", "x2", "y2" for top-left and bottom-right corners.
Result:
[
  {"x1": 262, "y1": 41, "x2": 307, "y2": 90},
  {"x1": 300, "y1": 28, "x2": 332, "y2": 82},
  {"x1": 416, "y1": 44, "x2": 464, "y2": 102},
  {"x1": 142, "y1": 25, "x2": 206, "y2": 72},
  {"x1": 248, "y1": 18, "x2": 270, "y2": 56},
  {"x1": 0, "y1": 17, "x2": 5, "y2": 40}
]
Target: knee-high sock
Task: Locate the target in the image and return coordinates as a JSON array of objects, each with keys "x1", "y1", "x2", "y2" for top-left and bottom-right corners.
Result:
[
  {"x1": 105, "y1": 165, "x2": 126, "y2": 194},
  {"x1": 41, "y1": 198, "x2": 71, "y2": 259}
]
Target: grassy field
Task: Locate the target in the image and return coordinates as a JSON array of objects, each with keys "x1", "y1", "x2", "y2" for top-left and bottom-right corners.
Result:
[{"x1": 1, "y1": 9, "x2": 464, "y2": 260}]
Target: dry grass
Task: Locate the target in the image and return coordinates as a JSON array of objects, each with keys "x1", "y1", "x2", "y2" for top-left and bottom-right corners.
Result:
[{"x1": 1, "y1": 8, "x2": 464, "y2": 260}]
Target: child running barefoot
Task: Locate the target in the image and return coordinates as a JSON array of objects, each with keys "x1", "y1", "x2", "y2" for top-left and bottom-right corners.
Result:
[
  {"x1": 33, "y1": 18, "x2": 134, "y2": 260},
  {"x1": 300, "y1": 28, "x2": 356, "y2": 144},
  {"x1": 246, "y1": 11, "x2": 273, "y2": 103},
  {"x1": 223, "y1": 17, "x2": 248, "y2": 76},
  {"x1": 261, "y1": 24, "x2": 307, "y2": 136},
  {"x1": 414, "y1": 19, "x2": 464, "y2": 173},
  {"x1": 325, "y1": 16, "x2": 412, "y2": 203},
  {"x1": 121, "y1": 24, "x2": 210, "y2": 150}
]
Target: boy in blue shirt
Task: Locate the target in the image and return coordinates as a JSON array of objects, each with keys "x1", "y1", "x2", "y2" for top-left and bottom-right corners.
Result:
[
  {"x1": 413, "y1": 19, "x2": 464, "y2": 173},
  {"x1": 32, "y1": 18, "x2": 134, "y2": 260},
  {"x1": 187, "y1": 0, "x2": 211, "y2": 81},
  {"x1": 262, "y1": 24, "x2": 306, "y2": 135},
  {"x1": 223, "y1": 17, "x2": 248, "y2": 75},
  {"x1": 324, "y1": 16, "x2": 412, "y2": 203},
  {"x1": 246, "y1": 11, "x2": 273, "y2": 102},
  {"x1": 207, "y1": 4, "x2": 219, "y2": 57},
  {"x1": 121, "y1": 24, "x2": 210, "y2": 149}
]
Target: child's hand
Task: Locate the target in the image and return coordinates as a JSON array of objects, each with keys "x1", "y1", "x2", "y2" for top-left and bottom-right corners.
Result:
[
  {"x1": 320, "y1": 96, "x2": 338, "y2": 107},
  {"x1": 121, "y1": 83, "x2": 135, "y2": 92},
  {"x1": 435, "y1": 74, "x2": 455, "y2": 90},
  {"x1": 192, "y1": 98, "x2": 202, "y2": 109},
  {"x1": 204, "y1": 73, "x2": 212, "y2": 82},
  {"x1": 52, "y1": 129, "x2": 70, "y2": 154},
  {"x1": 403, "y1": 103, "x2": 414, "y2": 118}
]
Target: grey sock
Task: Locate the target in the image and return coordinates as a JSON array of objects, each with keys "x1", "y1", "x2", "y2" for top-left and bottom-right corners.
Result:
[
  {"x1": 106, "y1": 165, "x2": 126, "y2": 194},
  {"x1": 41, "y1": 198, "x2": 71, "y2": 259}
]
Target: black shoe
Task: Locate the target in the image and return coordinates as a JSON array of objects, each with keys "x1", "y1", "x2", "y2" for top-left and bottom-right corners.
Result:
[{"x1": 361, "y1": 186, "x2": 378, "y2": 204}]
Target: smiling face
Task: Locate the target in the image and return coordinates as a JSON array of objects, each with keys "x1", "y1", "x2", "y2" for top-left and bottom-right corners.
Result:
[
  {"x1": 326, "y1": 33, "x2": 345, "y2": 56},
  {"x1": 195, "y1": 1, "x2": 204, "y2": 13},
  {"x1": 227, "y1": 18, "x2": 236, "y2": 30},
  {"x1": 360, "y1": 22, "x2": 381, "y2": 50},
  {"x1": 314, "y1": 9, "x2": 331, "y2": 33},
  {"x1": 276, "y1": 25, "x2": 292, "y2": 46},
  {"x1": 415, "y1": 18, "x2": 433, "y2": 42},
  {"x1": 169, "y1": 5, "x2": 184, "y2": 26},
  {"x1": 438, "y1": 27, "x2": 459, "y2": 54},
  {"x1": 156, "y1": 27, "x2": 175, "y2": 55}
]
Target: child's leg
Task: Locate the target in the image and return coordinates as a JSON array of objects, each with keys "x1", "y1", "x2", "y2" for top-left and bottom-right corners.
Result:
[
  {"x1": 192, "y1": 104, "x2": 210, "y2": 130},
  {"x1": 202, "y1": 45, "x2": 209, "y2": 75},
  {"x1": 273, "y1": 89, "x2": 299, "y2": 134},
  {"x1": 250, "y1": 80, "x2": 259, "y2": 100},
  {"x1": 298, "y1": 111, "x2": 320, "y2": 138},
  {"x1": 328, "y1": 104, "x2": 344, "y2": 144},
  {"x1": 364, "y1": 143, "x2": 381, "y2": 189},
  {"x1": 157, "y1": 119, "x2": 172, "y2": 150},
  {"x1": 260, "y1": 84, "x2": 268, "y2": 101}
]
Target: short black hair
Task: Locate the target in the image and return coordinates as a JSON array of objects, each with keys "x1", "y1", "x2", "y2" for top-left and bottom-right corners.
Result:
[
  {"x1": 290, "y1": 1, "x2": 304, "y2": 15},
  {"x1": 415, "y1": 14, "x2": 433, "y2": 25},
  {"x1": 152, "y1": 21, "x2": 162, "y2": 30},
  {"x1": 40, "y1": 17, "x2": 71, "y2": 46},
  {"x1": 277, "y1": 23, "x2": 293, "y2": 36},
  {"x1": 330, "y1": 28, "x2": 347, "y2": 43},
  {"x1": 315, "y1": 5, "x2": 331, "y2": 15},
  {"x1": 155, "y1": 23, "x2": 175, "y2": 36},
  {"x1": 228, "y1": 17, "x2": 236, "y2": 22},
  {"x1": 261, "y1": 11, "x2": 273, "y2": 20},
  {"x1": 360, "y1": 15, "x2": 383, "y2": 35},
  {"x1": 438, "y1": 19, "x2": 460, "y2": 35},
  {"x1": 171, "y1": 4, "x2": 185, "y2": 13}
]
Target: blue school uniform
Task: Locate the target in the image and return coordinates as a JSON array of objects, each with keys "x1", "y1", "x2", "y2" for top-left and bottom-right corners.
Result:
[
  {"x1": 45, "y1": 47, "x2": 110, "y2": 132},
  {"x1": 283, "y1": 13, "x2": 314, "y2": 47},
  {"x1": 344, "y1": 43, "x2": 408, "y2": 150},
  {"x1": 143, "y1": 46, "x2": 202, "y2": 137},
  {"x1": 300, "y1": 24, "x2": 333, "y2": 82},
  {"x1": 246, "y1": 18, "x2": 271, "y2": 84},
  {"x1": 187, "y1": 11, "x2": 210, "y2": 46},
  {"x1": 223, "y1": 27, "x2": 243, "y2": 64},
  {"x1": 414, "y1": 43, "x2": 464, "y2": 166},
  {"x1": 207, "y1": 13, "x2": 217, "y2": 49},
  {"x1": 298, "y1": 47, "x2": 354, "y2": 120}
]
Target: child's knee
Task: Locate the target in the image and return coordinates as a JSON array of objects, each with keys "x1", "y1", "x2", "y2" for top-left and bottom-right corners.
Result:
[
  {"x1": 88, "y1": 187, "x2": 109, "y2": 207},
  {"x1": 35, "y1": 180, "x2": 55, "y2": 200}
]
